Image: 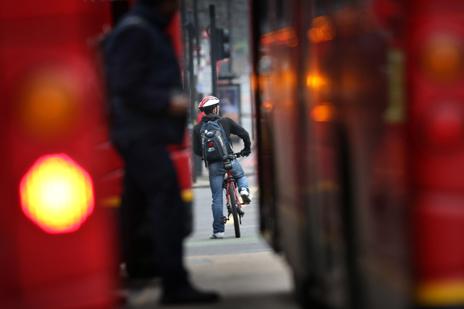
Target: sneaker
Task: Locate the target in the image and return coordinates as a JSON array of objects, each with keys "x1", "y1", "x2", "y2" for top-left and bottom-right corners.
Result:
[
  {"x1": 239, "y1": 188, "x2": 251, "y2": 204},
  {"x1": 210, "y1": 232, "x2": 224, "y2": 239}
]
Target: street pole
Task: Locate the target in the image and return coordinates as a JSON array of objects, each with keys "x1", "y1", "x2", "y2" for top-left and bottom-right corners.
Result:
[
  {"x1": 188, "y1": 20, "x2": 202, "y2": 181},
  {"x1": 193, "y1": 0, "x2": 200, "y2": 68},
  {"x1": 226, "y1": 0, "x2": 232, "y2": 75},
  {"x1": 187, "y1": 20, "x2": 196, "y2": 125},
  {"x1": 180, "y1": 0, "x2": 190, "y2": 98},
  {"x1": 209, "y1": 4, "x2": 217, "y2": 96}
]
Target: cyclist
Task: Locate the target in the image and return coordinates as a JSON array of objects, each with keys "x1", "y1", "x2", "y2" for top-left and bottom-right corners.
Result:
[{"x1": 193, "y1": 96, "x2": 252, "y2": 239}]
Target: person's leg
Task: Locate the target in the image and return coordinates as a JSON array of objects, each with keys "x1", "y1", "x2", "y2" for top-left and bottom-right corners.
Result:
[
  {"x1": 119, "y1": 168, "x2": 158, "y2": 279},
  {"x1": 128, "y1": 142, "x2": 188, "y2": 288},
  {"x1": 125, "y1": 140, "x2": 218, "y2": 304},
  {"x1": 231, "y1": 159, "x2": 249, "y2": 189},
  {"x1": 231, "y1": 159, "x2": 251, "y2": 204},
  {"x1": 147, "y1": 174, "x2": 188, "y2": 290},
  {"x1": 208, "y1": 161, "x2": 225, "y2": 235}
]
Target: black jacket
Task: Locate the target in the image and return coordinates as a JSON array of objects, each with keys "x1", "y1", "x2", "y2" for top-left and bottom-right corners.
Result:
[
  {"x1": 192, "y1": 114, "x2": 251, "y2": 157},
  {"x1": 103, "y1": 4, "x2": 186, "y2": 148}
]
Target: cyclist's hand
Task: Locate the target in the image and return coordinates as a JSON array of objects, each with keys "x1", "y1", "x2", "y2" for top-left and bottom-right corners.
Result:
[{"x1": 240, "y1": 148, "x2": 251, "y2": 157}]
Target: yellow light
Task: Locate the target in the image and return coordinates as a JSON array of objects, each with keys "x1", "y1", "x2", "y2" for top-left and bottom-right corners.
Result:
[
  {"x1": 18, "y1": 71, "x2": 79, "y2": 138},
  {"x1": 311, "y1": 104, "x2": 334, "y2": 122},
  {"x1": 417, "y1": 280, "x2": 464, "y2": 306},
  {"x1": 181, "y1": 189, "x2": 193, "y2": 203},
  {"x1": 421, "y1": 35, "x2": 463, "y2": 82},
  {"x1": 20, "y1": 154, "x2": 94, "y2": 234},
  {"x1": 306, "y1": 73, "x2": 328, "y2": 90}
]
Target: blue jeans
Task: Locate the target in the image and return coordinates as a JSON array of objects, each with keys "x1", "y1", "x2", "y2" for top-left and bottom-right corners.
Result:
[{"x1": 208, "y1": 159, "x2": 248, "y2": 234}]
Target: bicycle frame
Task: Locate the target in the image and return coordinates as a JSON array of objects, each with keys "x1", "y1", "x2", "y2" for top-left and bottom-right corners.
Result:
[
  {"x1": 224, "y1": 170, "x2": 241, "y2": 210},
  {"x1": 223, "y1": 154, "x2": 243, "y2": 237}
]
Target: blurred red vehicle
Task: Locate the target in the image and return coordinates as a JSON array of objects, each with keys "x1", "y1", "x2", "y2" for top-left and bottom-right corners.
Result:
[
  {"x1": 0, "y1": 0, "x2": 191, "y2": 308},
  {"x1": 252, "y1": 0, "x2": 464, "y2": 308},
  {"x1": 0, "y1": 1, "x2": 117, "y2": 308}
]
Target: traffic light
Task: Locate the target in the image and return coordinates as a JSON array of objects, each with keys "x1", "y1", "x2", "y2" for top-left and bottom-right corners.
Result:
[{"x1": 216, "y1": 28, "x2": 231, "y2": 60}]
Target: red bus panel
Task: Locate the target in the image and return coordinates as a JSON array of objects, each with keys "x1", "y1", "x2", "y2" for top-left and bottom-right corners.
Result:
[{"x1": 0, "y1": 1, "x2": 116, "y2": 308}]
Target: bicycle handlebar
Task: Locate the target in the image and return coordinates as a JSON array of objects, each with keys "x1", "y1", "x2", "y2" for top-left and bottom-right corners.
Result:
[
  {"x1": 223, "y1": 153, "x2": 241, "y2": 161},
  {"x1": 223, "y1": 153, "x2": 243, "y2": 170}
]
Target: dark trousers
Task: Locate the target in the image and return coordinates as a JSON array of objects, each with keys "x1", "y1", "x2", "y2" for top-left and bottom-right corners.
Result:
[{"x1": 118, "y1": 139, "x2": 188, "y2": 291}]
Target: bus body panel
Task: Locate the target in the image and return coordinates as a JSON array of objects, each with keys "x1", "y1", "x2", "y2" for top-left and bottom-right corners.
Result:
[{"x1": 254, "y1": 0, "x2": 464, "y2": 308}]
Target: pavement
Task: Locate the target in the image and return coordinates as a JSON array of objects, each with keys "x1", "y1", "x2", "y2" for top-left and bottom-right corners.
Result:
[{"x1": 124, "y1": 153, "x2": 299, "y2": 309}]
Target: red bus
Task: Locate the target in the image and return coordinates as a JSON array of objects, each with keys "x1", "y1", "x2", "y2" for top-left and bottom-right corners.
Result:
[
  {"x1": 0, "y1": 1, "x2": 117, "y2": 307},
  {"x1": 252, "y1": 0, "x2": 464, "y2": 308},
  {"x1": 0, "y1": 0, "x2": 191, "y2": 307}
]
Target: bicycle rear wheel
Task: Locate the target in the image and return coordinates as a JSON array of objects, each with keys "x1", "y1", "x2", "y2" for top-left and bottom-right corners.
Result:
[{"x1": 227, "y1": 185, "x2": 241, "y2": 238}]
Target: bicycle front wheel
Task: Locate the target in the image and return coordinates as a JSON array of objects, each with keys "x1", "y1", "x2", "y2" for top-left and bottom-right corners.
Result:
[{"x1": 227, "y1": 185, "x2": 241, "y2": 238}]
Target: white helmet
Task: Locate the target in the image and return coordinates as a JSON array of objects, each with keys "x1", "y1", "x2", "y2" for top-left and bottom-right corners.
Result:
[{"x1": 198, "y1": 95, "x2": 220, "y2": 111}]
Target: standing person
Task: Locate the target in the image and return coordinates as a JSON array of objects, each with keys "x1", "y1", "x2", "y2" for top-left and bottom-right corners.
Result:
[
  {"x1": 193, "y1": 96, "x2": 252, "y2": 239},
  {"x1": 103, "y1": 0, "x2": 219, "y2": 304}
]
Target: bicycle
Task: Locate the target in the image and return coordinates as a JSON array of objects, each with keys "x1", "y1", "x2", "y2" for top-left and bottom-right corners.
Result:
[{"x1": 223, "y1": 153, "x2": 245, "y2": 238}]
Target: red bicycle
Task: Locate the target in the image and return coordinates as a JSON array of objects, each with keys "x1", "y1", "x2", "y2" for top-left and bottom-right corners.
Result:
[{"x1": 223, "y1": 153, "x2": 244, "y2": 238}]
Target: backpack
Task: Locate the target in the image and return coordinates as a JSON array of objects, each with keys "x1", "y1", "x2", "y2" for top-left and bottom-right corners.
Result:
[{"x1": 200, "y1": 119, "x2": 231, "y2": 164}]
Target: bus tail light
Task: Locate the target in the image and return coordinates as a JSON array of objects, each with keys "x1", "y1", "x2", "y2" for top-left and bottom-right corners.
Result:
[{"x1": 19, "y1": 154, "x2": 95, "y2": 234}]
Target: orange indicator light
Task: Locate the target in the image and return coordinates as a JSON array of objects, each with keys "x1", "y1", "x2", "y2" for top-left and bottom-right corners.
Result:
[
  {"x1": 306, "y1": 73, "x2": 328, "y2": 90},
  {"x1": 18, "y1": 70, "x2": 79, "y2": 138},
  {"x1": 308, "y1": 16, "x2": 335, "y2": 43},
  {"x1": 421, "y1": 35, "x2": 463, "y2": 82},
  {"x1": 311, "y1": 104, "x2": 334, "y2": 122}
]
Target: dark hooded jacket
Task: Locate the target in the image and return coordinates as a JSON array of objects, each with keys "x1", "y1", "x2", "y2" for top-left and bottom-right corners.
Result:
[
  {"x1": 103, "y1": 3, "x2": 186, "y2": 148},
  {"x1": 192, "y1": 114, "x2": 251, "y2": 158}
]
